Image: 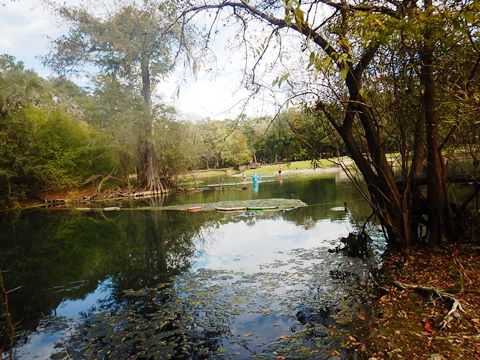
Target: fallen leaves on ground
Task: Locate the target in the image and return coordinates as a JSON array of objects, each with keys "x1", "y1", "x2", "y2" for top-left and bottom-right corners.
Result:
[
  {"x1": 423, "y1": 319, "x2": 434, "y2": 334},
  {"x1": 366, "y1": 243, "x2": 480, "y2": 359}
]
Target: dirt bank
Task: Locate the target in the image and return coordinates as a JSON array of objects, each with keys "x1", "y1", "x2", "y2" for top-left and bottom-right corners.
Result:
[{"x1": 364, "y1": 243, "x2": 480, "y2": 359}]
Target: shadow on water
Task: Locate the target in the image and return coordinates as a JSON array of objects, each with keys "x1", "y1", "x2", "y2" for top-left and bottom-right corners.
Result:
[{"x1": 0, "y1": 174, "x2": 384, "y2": 359}]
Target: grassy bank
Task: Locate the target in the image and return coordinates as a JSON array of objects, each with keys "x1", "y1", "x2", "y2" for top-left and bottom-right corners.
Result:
[
  {"x1": 243, "y1": 159, "x2": 336, "y2": 177},
  {"x1": 179, "y1": 157, "x2": 354, "y2": 180},
  {"x1": 185, "y1": 168, "x2": 234, "y2": 178}
]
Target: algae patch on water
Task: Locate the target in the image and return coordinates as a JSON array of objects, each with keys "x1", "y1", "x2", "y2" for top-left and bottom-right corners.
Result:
[
  {"x1": 140, "y1": 198, "x2": 308, "y2": 212},
  {"x1": 72, "y1": 198, "x2": 307, "y2": 212}
]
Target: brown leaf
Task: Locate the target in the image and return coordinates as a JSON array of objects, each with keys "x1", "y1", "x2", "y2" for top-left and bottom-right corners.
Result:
[{"x1": 423, "y1": 320, "x2": 434, "y2": 334}]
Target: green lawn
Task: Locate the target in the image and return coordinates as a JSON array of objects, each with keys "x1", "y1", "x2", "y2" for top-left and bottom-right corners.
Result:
[
  {"x1": 181, "y1": 151, "x2": 470, "y2": 181},
  {"x1": 182, "y1": 169, "x2": 232, "y2": 178},
  {"x1": 182, "y1": 156, "x2": 355, "y2": 179},
  {"x1": 242, "y1": 158, "x2": 344, "y2": 176}
]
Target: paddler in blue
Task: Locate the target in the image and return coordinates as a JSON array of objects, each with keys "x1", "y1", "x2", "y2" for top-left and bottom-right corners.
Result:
[{"x1": 252, "y1": 173, "x2": 260, "y2": 193}]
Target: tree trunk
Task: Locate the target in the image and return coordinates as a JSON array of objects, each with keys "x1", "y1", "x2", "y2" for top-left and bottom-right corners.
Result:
[
  {"x1": 139, "y1": 58, "x2": 165, "y2": 193},
  {"x1": 343, "y1": 73, "x2": 412, "y2": 250},
  {"x1": 409, "y1": 108, "x2": 427, "y2": 243},
  {"x1": 419, "y1": 0, "x2": 454, "y2": 244},
  {"x1": 317, "y1": 99, "x2": 406, "y2": 248},
  {"x1": 339, "y1": 119, "x2": 411, "y2": 250}
]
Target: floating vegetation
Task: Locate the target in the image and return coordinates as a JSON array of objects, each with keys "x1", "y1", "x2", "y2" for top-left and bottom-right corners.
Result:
[
  {"x1": 152, "y1": 198, "x2": 307, "y2": 212},
  {"x1": 53, "y1": 244, "x2": 379, "y2": 359},
  {"x1": 215, "y1": 206, "x2": 247, "y2": 212},
  {"x1": 70, "y1": 198, "x2": 307, "y2": 213},
  {"x1": 246, "y1": 206, "x2": 279, "y2": 211}
]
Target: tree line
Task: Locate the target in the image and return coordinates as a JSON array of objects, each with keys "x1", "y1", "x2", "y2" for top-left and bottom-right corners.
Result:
[{"x1": 0, "y1": 54, "x2": 341, "y2": 207}]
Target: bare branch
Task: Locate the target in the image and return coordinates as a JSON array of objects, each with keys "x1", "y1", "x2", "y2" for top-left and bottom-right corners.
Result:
[{"x1": 317, "y1": 0, "x2": 399, "y2": 18}]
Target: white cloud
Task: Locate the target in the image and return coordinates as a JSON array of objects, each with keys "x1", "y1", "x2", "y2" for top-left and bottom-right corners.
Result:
[{"x1": 0, "y1": 1, "x2": 67, "y2": 76}]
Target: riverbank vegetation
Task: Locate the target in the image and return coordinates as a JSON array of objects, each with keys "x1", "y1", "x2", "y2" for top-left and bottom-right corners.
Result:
[
  {"x1": 0, "y1": 58, "x2": 345, "y2": 208},
  {"x1": 368, "y1": 243, "x2": 480, "y2": 358}
]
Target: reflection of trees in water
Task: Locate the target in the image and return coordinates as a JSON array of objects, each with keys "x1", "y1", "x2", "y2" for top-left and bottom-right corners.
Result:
[
  {"x1": 0, "y1": 212, "x2": 119, "y2": 342},
  {"x1": 112, "y1": 209, "x2": 219, "y2": 291},
  {"x1": 1, "y1": 177, "x2": 381, "y2": 355},
  {"x1": 53, "y1": 197, "x2": 231, "y2": 359},
  {"x1": 0, "y1": 207, "x2": 220, "y2": 349},
  {"x1": 108, "y1": 207, "x2": 221, "y2": 298}
]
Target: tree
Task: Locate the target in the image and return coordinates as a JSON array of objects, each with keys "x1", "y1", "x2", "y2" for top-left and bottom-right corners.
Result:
[
  {"x1": 86, "y1": 76, "x2": 145, "y2": 181},
  {"x1": 44, "y1": 0, "x2": 193, "y2": 192},
  {"x1": 0, "y1": 55, "x2": 114, "y2": 206},
  {"x1": 180, "y1": 1, "x2": 479, "y2": 249}
]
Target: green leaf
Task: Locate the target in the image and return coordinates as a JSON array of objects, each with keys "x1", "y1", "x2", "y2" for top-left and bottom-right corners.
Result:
[
  {"x1": 308, "y1": 52, "x2": 315, "y2": 69},
  {"x1": 294, "y1": 7, "x2": 304, "y2": 25}
]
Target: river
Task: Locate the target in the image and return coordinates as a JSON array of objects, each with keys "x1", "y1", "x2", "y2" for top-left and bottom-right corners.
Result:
[{"x1": 1, "y1": 171, "x2": 385, "y2": 359}]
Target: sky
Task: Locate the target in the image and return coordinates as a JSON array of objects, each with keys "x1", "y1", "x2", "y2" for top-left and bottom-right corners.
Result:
[{"x1": 0, "y1": 0, "x2": 279, "y2": 120}]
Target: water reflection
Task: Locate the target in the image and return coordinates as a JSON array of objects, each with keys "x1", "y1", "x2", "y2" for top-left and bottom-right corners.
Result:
[
  {"x1": 0, "y1": 209, "x2": 220, "y2": 357},
  {"x1": 0, "y1": 173, "x2": 381, "y2": 359},
  {"x1": 195, "y1": 217, "x2": 351, "y2": 273}
]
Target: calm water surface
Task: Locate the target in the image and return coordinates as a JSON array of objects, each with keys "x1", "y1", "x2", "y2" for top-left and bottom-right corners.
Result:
[{"x1": 1, "y1": 173, "x2": 384, "y2": 359}]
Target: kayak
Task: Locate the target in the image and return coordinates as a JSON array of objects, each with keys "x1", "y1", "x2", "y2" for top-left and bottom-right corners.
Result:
[
  {"x1": 187, "y1": 206, "x2": 202, "y2": 212},
  {"x1": 247, "y1": 206, "x2": 279, "y2": 211},
  {"x1": 215, "y1": 207, "x2": 247, "y2": 212},
  {"x1": 330, "y1": 206, "x2": 347, "y2": 212}
]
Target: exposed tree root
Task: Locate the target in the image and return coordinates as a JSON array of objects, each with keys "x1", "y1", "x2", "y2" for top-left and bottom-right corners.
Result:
[
  {"x1": 140, "y1": 139, "x2": 168, "y2": 194},
  {"x1": 95, "y1": 171, "x2": 114, "y2": 195},
  {"x1": 393, "y1": 281, "x2": 465, "y2": 331},
  {"x1": 79, "y1": 173, "x2": 130, "y2": 203},
  {"x1": 146, "y1": 175, "x2": 166, "y2": 194}
]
